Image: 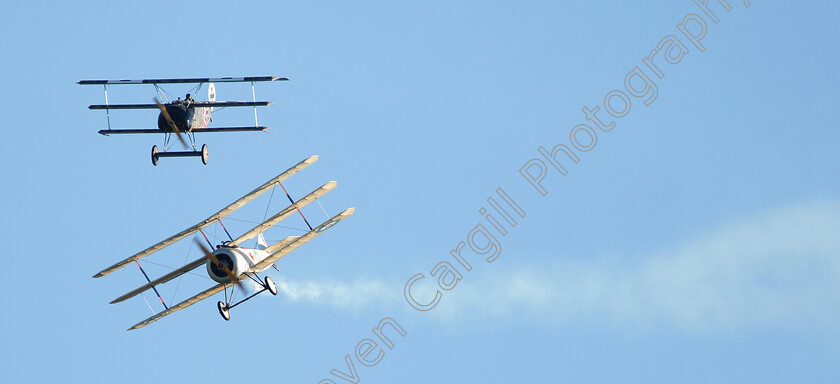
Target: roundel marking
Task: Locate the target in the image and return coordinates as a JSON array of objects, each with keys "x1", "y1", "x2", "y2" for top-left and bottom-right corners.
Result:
[{"x1": 315, "y1": 218, "x2": 342, "y2": 233}]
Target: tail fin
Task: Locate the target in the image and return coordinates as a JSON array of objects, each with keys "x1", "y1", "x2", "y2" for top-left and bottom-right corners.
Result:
[
  {"x1": 256, "y1": 233, "x2": 269, "y2": 250},
  {"x1": 206, "y1": 82, "x2": 216, "y2": 124}
]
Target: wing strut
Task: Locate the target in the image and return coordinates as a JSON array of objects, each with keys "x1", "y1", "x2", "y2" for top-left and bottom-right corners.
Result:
[
  {"x1": 198, "y1": 228, "x2": 213, "y2": 248},
  {"x1": 280, "y1": 182, "x2": 313, "y2": 230},
  {"x1": 252, "y1": 81, "x2": 259, "y2": 128},
  {"x1": 134, "y1": 261, "x2": 168, "y2": 310},
  {"x1": 103, "y1": 84, "x2": 112, "y2": 130},
  {"x1": 218, "y1": 219, "x2": 234, "y2": 242}
]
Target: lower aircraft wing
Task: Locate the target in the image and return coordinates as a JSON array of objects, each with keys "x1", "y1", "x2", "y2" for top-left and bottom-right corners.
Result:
[
  {"x1": 128, "y1": 283, "x2": 226, "y2": 331},
  {"x1": 93, "y1": 155, "x2": 319, "y2": 278},
  {"x1": 98, "y1": 127, "x2": 268, "y2": 135},
  {"x1": 191, "y1": 127, "x2": 269, "y2": 133}
]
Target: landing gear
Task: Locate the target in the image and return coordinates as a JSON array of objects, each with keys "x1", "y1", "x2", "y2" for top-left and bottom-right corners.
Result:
[
  {"x1": 216, "y1": 274, "x2": 280, "y2": 322},
  {"x1": 148, "y1": 143, "x2": 210, "y2": 166},
  {"x1": 217, "y1": 301, "x2": 230, "y2": 321},
  {"x1": 151, "y1": 145, "x2": 160, "y2": 166},
  {"x1": 200, "y1": 144, "x2": 209, "y2": 165},
  {"x1": 265, "y1": 276, "x2": 278, "y2": 296}
]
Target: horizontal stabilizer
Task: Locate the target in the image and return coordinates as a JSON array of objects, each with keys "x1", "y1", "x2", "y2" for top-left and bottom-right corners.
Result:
[
  {"x1": 230, "y1": 181, "x2": 338, "y2": 246},
  {"x1": 89, "y1": 101, "x2": 273, "y2": 110},
  {"x1": 265, "y1": 236, "x2": 300, "y2": 254},
  {"x1": 251, "y1": 207, "x2": 355, "y2": 273},
  {"x1": 79, "y1": 76, "x2": 288, "y2": 85}
]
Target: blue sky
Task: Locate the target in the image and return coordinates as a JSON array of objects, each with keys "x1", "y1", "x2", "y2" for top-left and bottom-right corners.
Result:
[{"x1": 1, "y1": 1, "x2": 838, "y2": 382}]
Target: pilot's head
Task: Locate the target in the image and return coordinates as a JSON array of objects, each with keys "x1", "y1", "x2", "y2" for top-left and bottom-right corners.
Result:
[{"x1": 186, "y1": 93, "x2": 192, "y2": 99}]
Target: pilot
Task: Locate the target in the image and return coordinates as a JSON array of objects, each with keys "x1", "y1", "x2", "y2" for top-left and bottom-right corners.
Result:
[{"x1": 184, "y1": 93, "x2": 195, "y2": 127}]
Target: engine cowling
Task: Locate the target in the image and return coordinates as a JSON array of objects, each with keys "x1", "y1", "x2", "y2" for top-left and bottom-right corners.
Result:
[
  {"x1": 206, "y1": 247, "x2": 249, "y2": 284},
  {"x1": 157, "y1": 105, "x2": 190, "y2": 132}
]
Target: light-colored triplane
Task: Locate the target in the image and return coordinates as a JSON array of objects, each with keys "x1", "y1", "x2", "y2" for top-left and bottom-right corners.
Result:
[
  {"x1": 78, "y1": 76, "x2": 287, "y2": 165},
  {"x1": 94, "y1": 155, "x2": 354, "y2": 330}
]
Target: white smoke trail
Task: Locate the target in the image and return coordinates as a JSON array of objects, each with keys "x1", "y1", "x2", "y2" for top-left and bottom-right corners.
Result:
[
  {"x1": 257, "y1": 200, "x2": 840, "y2": 332},
  {"x1": 431, "y1": 199, "x2": 840, "y2": 332},
  {"x1": 270, "y1": 276, "x2": 402, "y2": 312}
]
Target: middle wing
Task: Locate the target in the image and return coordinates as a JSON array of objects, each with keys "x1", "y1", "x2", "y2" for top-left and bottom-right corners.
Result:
[
  {"x1": 93, "y1": 155, "x2": 319, "y2": 278},
  {"x1": 127, "y1": 283, "x2": 227, "y2": 331},
  {"x1": 110, "y1": 256, "x2": 207, "y2": 304},
  {"x1": 89, "y1": 101, "x2": 273, "y2": 110}
]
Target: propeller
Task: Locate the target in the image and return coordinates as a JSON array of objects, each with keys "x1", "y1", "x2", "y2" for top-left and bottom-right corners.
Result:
[
  {"x1": 195, "y1": 239, "x2": 244, "y2": 291},
  {"x1": 154, "y1": 98, "x2": 188, "y2": 149}
]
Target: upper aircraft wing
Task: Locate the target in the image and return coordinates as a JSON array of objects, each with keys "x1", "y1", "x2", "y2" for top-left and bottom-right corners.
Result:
[
  {"x1": 93, "y1": 155, "x2": 320, "y2": 278},
  {"x1": 89, "y1": 101, "x2": 273, "y2": 110},
  {"x1": 98, "y1": 126, "x2": 268, "y2": 135},
  {"x1": 127, "y1": 283, "x2": 227, "y2": 331},
  {"x1": 78, "y1": 76, "x2": 288, "y2": 85},
  {"x1": 251, "y1": 207, "x2": 355, "y2": 273}
]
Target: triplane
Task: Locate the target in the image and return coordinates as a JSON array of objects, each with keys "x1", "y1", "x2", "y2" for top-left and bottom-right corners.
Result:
[
  {"x1": 79, "y1": 76, "x2": 287, "y2": 165},
  {"x1": 94, "y1": 155, "x2": 354, "y2": 330}
]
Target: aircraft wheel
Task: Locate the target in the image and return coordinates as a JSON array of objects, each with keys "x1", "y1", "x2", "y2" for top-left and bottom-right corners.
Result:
[
  {"x1": 200, "y1": 144, "x2": 209, "y2": 165},
  {"x1": 265, "y1": 276, "x2": 278, "y2": 296},
  {"x1": 151, "y1": 145, "x2": 160, "y2": 166},
  {"x1": 217, "y1": 301, "x2": 230, "y2": 321}
]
